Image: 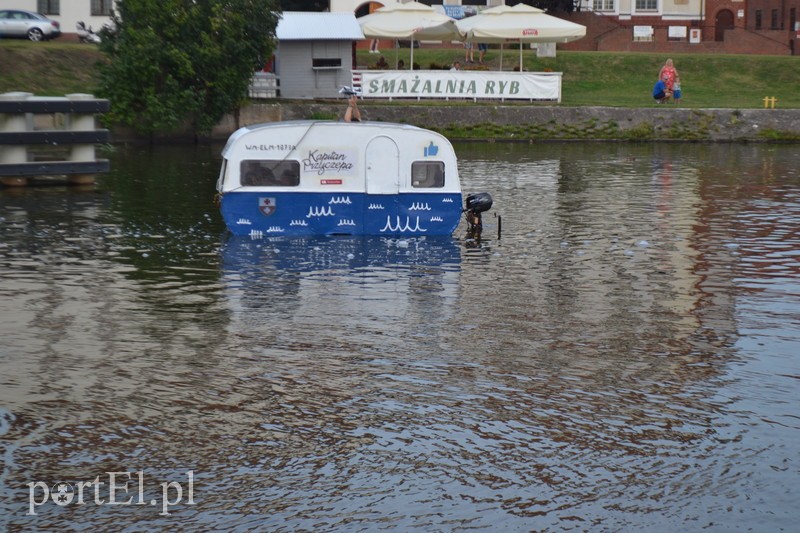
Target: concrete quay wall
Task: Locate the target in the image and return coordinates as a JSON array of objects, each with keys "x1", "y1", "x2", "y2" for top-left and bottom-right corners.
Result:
[{"x1": 205, "y1": 103, "x2": 800, "y2": 143}]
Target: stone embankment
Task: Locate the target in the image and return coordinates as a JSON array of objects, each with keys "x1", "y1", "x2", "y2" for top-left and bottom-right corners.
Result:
[{"x1": 203, "y1": 103, "x2": 800, "y2": 143}]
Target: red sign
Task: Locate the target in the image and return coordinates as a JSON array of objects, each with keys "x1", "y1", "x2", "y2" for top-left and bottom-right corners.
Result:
[
  {"x1": 522, "y1": 28, "x2": 539, "y2": 36},
  {"x1": 321, "y1": 179, "x2": 342, "y2": 185}
]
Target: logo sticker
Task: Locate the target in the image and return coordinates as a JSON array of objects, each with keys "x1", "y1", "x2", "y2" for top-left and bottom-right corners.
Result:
[
  {"x1": 259, "y1": 197, "x2": 276, "y2": 216},
  {"x1": 423, "y1": 141, "x2": 439, "y2": 157},
  {"x1": 302, "y1": 149, "x2": 356, "y2": 176}
]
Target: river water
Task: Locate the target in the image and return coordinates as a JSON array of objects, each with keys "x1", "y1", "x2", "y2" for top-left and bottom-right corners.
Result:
[{"x1": 1, "y1": 142, "x2": 798, "y2": 531}]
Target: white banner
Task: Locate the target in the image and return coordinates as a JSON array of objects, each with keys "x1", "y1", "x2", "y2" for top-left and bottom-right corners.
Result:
[
  {"x1": 357, "y1": 70, "x2": 562, "y2": 101},
  {"x1": 668, "y1": 26, "x2": 687, "y2": 39}
]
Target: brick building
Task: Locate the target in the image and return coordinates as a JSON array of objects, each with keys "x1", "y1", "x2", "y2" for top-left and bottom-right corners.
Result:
[
  {"x1": 561, "y1": 0, "x2": 799, "y2": 54},
  {"x1": 335, "y1": 1, "x2": 799, "y2": 55},
  {"x1": 746, "y1": 0, "x2": 800, "y2": 54}
]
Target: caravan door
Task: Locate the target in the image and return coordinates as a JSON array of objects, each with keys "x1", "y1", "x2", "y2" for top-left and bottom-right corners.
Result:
[{"x1": 365, "y1": 136, "x2": 400, "y2": 232}]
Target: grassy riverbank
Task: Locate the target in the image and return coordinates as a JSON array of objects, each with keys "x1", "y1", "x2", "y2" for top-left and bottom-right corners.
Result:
[
  {"x1": 0, "y1": 41, "x2": 107, "y2": 96},
  {"x1": 356, "y1": 48, "x2": 800, "y2": 109},
  {"x1": 2, "y1": 40, "x2": 799, "y2": 109}
]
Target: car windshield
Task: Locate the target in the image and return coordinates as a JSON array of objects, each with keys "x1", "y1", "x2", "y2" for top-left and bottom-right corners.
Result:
[{"x1": 1, "y1": 11, "x2": 44, "y2": 20}]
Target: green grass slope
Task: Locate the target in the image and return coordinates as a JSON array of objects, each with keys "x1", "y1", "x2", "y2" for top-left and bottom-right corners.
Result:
[
  {"x1": 2, "y1": 40, "x2": 798, "y2": 109},
  {"x1": 358, "y1": 48, "x2": 800, "y2": 108}
]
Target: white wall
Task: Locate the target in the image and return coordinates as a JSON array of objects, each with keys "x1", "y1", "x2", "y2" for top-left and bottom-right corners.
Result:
[
  {"x1": 2, "y1": 0, "x2": 117, "y2": 36},
  {"x1": 278, "y1": 40, "x2": 355, "y2": 99},
  {"x1": 329, "y1": 1, "x2": 500, "y2": 12},
  {"x1": 330, "y1": 1, "x2": 398, "y2": 13}
]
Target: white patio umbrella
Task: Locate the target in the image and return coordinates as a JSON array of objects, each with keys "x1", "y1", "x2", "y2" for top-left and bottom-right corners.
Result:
[
  {"x1": 358, "y1": 1, "x2": 460, "y2": 70},
  {"x1": 456, "y1": 4, "x2": 586, "y2": 71}
]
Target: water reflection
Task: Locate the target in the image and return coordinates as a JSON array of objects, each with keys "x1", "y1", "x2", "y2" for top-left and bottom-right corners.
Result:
[
  {"x1": 1, "y1": 142, "x2": 798, "y2": 530},
  {"x1": 220, "y1": 235, "x2": 462, "y2": 347}
]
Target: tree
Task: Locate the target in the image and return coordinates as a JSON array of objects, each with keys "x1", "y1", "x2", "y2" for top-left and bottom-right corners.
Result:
[{"x1": 98, "y1": 0, "x2": 279, "y2": 138}]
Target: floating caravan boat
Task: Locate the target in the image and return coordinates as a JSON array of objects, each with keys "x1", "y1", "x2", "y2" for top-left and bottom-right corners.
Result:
[{"x1": 216, "y1": 121, "x2": 491, "y2": 237}]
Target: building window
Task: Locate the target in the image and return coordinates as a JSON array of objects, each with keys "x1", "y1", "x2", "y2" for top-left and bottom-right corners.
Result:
[
  {"x1": 311, "y1": 58, "x2": 342, "y2": 70},
  {"x1": 771, "y1": 9, "x2": 779, "y2": 30},
  {"x1": 411, "y1": 161, "x2": 445, "y2": 189},
  {"x1": 240, "y1": 160, "x2": 300, "y2": 187},
  {"x1": 755, "y1": 10, "x2": 762, "y2": 30},
  {"x1": 791, "y1": 8, "x2": 797, "y2": 31},
  {"x1": 635, "y1": 0, "x2": 658, "y2": 11},
  {"x1": 91, "y1": 0, "x2": 113, "y2": 16},
  {"x1": 593, "y1": 0, "x2": 615, "y2": 11},
  {"x1": 37, "y1": 0, "x2": 60, "y2": 15}
]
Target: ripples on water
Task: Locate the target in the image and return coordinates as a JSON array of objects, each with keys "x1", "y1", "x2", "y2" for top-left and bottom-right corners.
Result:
[{"x1": 1, "y1": 143, "x2": 798, "y2": 530}]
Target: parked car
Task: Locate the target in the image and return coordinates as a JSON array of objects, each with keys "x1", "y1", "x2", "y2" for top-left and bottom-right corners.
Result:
[{"x1": 0, "y1": 10, "x2": 61, "y2": 42}]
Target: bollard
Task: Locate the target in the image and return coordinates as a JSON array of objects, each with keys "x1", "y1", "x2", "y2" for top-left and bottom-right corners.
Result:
[
  {"x1": 0, "y1": 92, "x2": 33, "y2": 187},
  {"x1": 66, "y1": 93, "x2": 99, "y2": 185}
]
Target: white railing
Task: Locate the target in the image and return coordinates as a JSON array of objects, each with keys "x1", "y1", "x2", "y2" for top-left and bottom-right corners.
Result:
[{"x1": 249, "y1": 72, "x2": 278, "y2": 99}]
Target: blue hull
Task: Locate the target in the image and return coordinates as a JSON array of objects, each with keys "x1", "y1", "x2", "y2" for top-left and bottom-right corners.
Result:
[{"x1": 220, "y1": 191, "x2": 463, "y2": 237}]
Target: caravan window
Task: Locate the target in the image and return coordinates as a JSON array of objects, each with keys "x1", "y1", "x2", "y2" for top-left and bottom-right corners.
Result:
[
  {"x1": 240, "y1": 160, "x2": 300, "y2": 187},
  {"x1": 411, "y1": 161, "x2": 445, "y2": 188}
]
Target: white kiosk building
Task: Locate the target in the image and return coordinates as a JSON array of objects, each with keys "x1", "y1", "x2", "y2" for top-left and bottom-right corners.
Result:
[{"x1": 274, "y1": 11, "x2": 364, "y2": 99}]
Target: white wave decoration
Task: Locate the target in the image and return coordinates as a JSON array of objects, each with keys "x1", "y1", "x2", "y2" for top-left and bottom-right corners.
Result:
[
  {"x1": 430, "y1": 216, "x2": 443, "y2": 222},
  {"x1": 338, "y1": 219, "x2": 357, "y2": 226},
  {"x1": 249, "y1": 229, "x2": 264, "y2": 239},
  {"x1": 329, "y1": 196, "x2": 352, "y2": 205},
  {"x1": 236, "y1": 218, "x2": 252, "y2": 225},
  {"x1": 442, "y1": 198, "x2": 454, "y2": 203},
  {"x1": 409, "y1": 202, "x2": 431, "y2": 211},
  {"x1": 380, "y1": 216, "x2": 427, "y2": 233},
  {"x1": 289, "y1": 220, "x2": 308, "y2": 226},
  {"x1": 368, "y1": 203, "x2": 384, "y2": 210},
  {"x1": 266, "y1": 226, "x2": 284, "y2": 233},
  {"x1": 306, "y1": 205, "x2": 335, "y2": 218}
]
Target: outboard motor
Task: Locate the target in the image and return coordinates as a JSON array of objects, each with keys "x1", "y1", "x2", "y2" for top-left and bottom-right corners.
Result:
[
  {"x1": 466, "y1": 193, "x2": 493, "y2": 216},
  {"x1": 464, "y1": 192, "x2": 493, "y2": 234}
]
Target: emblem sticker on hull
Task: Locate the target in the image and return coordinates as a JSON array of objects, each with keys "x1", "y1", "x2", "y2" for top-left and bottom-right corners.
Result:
[{"x1": 258, "y1": 197, "x2": 276, "y2": 216}]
